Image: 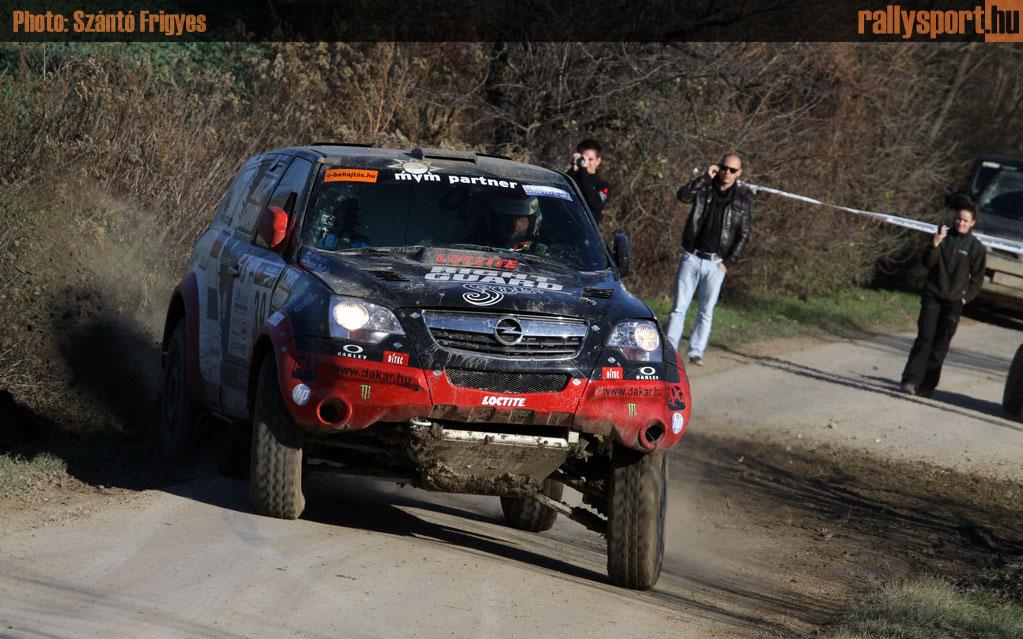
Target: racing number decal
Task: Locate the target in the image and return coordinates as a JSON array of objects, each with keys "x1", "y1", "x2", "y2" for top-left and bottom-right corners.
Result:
[{"x1": 227, "y1": 253, "x2": 284, "y2": 360}]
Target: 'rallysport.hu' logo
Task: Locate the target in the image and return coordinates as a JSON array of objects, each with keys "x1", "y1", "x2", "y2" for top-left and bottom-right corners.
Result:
[{"x1": 858, "y1": 2, "x2": 1021, "y2": 40}]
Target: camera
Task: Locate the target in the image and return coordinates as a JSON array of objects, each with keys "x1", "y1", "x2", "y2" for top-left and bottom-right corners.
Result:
[{"x1": 576, "y1": 157, "x2": 587, "y2": 169}]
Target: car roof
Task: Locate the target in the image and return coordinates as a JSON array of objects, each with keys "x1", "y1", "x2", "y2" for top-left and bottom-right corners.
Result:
[
  {"x1": 269, "y1": 144, "x2": 565, "y2": 183},
  {"x1": 972, "y1": 155, "x2": 1023, "y2": 167}
]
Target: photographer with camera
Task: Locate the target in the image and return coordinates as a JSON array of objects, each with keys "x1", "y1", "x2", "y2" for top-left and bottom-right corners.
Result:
[{"x1": 567, "y1": 139, "x2": 610, "y2": 226}]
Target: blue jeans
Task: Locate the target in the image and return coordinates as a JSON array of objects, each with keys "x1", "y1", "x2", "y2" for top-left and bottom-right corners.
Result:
[{"x1": 665, "y1": 251, "x2": 726, "y2": 358}]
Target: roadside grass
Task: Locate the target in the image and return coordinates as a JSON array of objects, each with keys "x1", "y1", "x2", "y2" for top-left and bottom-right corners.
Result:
[
  {"x1": 0, "y1": 451, "x2": 67, "y2": 498},
  {"x1": 645, "y1": 287, "x2": 920, "y2": 351},
  {"x1": 824, "y1": 577, "x2": 1023, "y2": 639}
]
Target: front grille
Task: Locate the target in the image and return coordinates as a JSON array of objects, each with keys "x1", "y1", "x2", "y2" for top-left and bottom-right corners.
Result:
[
  {"x1": 422, "y1": 311, "x2": 588, "y2": 359},
  {"x1": 447, "y1": 369, "x2": 569, "y2": 393},
  {"x1": 429, "y1": 327, "x2": 583, "y2": 357}
]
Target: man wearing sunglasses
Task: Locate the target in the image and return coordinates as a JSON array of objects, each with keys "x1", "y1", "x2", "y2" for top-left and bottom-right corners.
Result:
[{"x1": 665, "y1": 153, "x2": 752, "y2": 366}]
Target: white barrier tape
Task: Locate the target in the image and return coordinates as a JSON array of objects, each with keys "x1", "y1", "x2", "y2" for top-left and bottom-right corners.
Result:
[{"x1": 740, "y1": 180, "x2": 1023, "y2": 256}]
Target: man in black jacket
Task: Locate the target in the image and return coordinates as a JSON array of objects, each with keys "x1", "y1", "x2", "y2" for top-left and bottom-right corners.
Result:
[
  {"x1": 900, "y1": 203, "x2": 987, "y2": 397},
  {"x1": 567, "y1": 139, "x2": 610, "y2": 226},
  {"x1": 665, "y1": 154, "x2": 752, "y2": 365}
]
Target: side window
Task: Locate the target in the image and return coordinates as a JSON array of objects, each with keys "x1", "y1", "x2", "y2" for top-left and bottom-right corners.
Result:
[
  {"x1": 215, "y1": 164, "x2": 257, "y2": 229},
  {"x1": 269, "y1": 157, "x2": 313, "y2": 215},
  {"x1": 236, "y1": 154, "x2": 290, "y2": 238}
]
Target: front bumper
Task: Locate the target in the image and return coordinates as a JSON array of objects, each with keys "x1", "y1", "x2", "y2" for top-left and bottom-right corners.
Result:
[{"x1": 274, "y1": 336, "x2": 691, "y2": 453}]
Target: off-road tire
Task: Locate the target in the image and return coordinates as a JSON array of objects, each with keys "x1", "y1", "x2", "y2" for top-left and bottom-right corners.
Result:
[
  {"x1": 250, "y1": 355, "x2": 305, "y2": 519},
  {"x1": 500, "y1": 478, "x2": 564, "y2": 532},
  {"x1": 1003, "y1": 344, "x2": 1023, "y2": 420},
  {"x1": 606, "y1": 446, "x2": 667, "y2": 590},
  {"x1": 160, "y1": 322, "x2": 197, "y2": 462}
]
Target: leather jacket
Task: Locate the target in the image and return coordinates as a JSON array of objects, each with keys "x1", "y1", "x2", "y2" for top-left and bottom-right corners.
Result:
[{"x1": 676, "y1": 175, "x2": 752, "y2": 262}]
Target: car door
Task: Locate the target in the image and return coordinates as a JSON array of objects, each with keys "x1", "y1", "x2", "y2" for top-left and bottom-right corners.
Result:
[
  {"x1": 191, "y1": 160, "x2": 258, "y2": 408},
  {"x1": 218, "y1": 153, "x2": 293, "y2": 416}
]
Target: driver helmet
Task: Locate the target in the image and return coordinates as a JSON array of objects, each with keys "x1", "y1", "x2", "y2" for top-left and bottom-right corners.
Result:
[{"x1": 486, "y1": 191, "x2": 541, "y2": 249}]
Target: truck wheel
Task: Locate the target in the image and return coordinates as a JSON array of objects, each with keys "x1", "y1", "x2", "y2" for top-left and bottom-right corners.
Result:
[
  {"x1": 160, "y1": 322, "x2": 197, "y2": 462},
  {"x1": 1002, "y1": 344, "x2": 1023, "y2": 420},
  {"x1": 500, "y1": 478, "x2": 563, "y2": 532},
  {"x1": 250, "y1": 355, "x2": 305, "y2": 519},
  {"x1": 606, "y1": 445, "x2": 667, "y2": 590}
]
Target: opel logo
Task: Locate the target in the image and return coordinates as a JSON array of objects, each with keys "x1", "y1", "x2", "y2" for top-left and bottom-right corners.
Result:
[{"x1": 494, "y1": 317, "x2": 524, "y2": 346}]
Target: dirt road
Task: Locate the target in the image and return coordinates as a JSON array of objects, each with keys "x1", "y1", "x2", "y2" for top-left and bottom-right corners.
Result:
[{"x1": 1, "y1": 319, "x2": 1021, "y2": 638}]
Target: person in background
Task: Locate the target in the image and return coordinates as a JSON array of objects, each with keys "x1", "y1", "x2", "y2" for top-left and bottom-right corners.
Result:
[
  {"x1": 900, "y1": 203, "x2": 986, "y2": 397},
  {"x1": 567, "y1": 139, "x2": 610, "y2": 226},
  {"x1": 665, "y1": 153, "x2": 752, "y2": 366}
]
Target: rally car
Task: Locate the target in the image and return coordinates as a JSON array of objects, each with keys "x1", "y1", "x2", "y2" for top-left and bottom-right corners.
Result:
[{"x1": 160, "y1": 144, "x2": 692, "y2": 590}]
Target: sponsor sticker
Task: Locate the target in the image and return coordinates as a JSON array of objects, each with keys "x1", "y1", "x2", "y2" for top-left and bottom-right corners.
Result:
[
  {"x1": 627, "y1": 403, "x2": 637, "y2": 417},
  {"x1": 482, "y1": 395, "x2": 526, "y2": 408},
  {"x1": 426, "y1": 266, "x2": 563, "y2": 290},
  {"x1": 433, "y1": 252, "x2": 519, "y2": 270},
  {"x1": 384, "y1": 350, "x2": 409, "y2": 366},
  {"x1": 667, "y1": 384, "x2": 686, "y2": 411},
  {"x1": 603, "y1": 367, "x2": 624, "y2": 380},
  {"x1": 523, "y1": 184, "x2": 572, "y2": 201},
  {"x1": 595, "y1": 386, "x2": 662, "y2": 398},
  {"x1": 339, "y1": 344, "x2": 368, "y2": 360},
  {"x1": 325, "y1": 168, "x2": 379, "y2": 183},
  {"x1": 267, "y1": 311, "x2": 286, "y2": 327},
  {"x1": 672, "y1": 412, "x2": 685, "y2": 434},
  {"x1": 291, "y1": 384, "x2": 311, "y2": 406},
  {"x1": 447, "y1": 175, "x2": 518, "y2": 188},
  {"x1": 635, "y1": 365, "x2": 659, "y2": 380},
  {"x1": 360, "y1": 384, "x2": 372, "y2": 400}
]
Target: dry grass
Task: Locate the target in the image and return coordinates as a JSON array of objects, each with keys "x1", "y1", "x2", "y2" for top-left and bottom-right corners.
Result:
[{"x1": 825, "y1": 578, "x2": 1023, "y2": 639}]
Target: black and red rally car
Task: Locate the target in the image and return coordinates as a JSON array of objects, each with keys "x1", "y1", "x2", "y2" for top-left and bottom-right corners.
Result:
[{"x1": 160, "y1": 145, "x2": 692, "y2": 589}]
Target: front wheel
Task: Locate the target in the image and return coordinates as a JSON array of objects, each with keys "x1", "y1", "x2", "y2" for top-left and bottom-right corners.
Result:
[
  {"x1": 500, "y1": 478, "x2": 563, "y2": 532},
  {"x1": 606, "y1": 445, "x2": 667, "y2": 590},
  {"x1": 250, "y1": 355, "x2": 305, "y2": 519}
]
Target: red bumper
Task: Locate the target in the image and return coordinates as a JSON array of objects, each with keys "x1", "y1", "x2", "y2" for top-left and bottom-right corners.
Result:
[{"x1": 274, "y1": 341, "x2": 691, "y2": 453}]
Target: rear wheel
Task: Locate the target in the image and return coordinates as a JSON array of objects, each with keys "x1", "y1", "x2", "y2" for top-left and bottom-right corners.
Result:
[
  {"x1": 1002, "y1": 344, "x2": 1023, "y2": 420},
  {"x1": 606, "y1": 445, "x2": 667, "y2": 590},
  {"x1": 500, "y1": 478, "x2": 563, "y2": 532},
  {"x1": 160, "y1": 322, "x2": 197, "y2": 462},
  {"x1": 250, "y1": 355, "x2": 305, "y2": 519}
]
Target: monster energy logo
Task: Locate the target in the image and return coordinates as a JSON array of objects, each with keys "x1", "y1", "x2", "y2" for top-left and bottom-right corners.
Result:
[
  {"x1": 361, "y1": 384, "x2": 371, "y2": 400},
  {"x1": 627, "y1": 403, "x2": 637, "y2": 417}
]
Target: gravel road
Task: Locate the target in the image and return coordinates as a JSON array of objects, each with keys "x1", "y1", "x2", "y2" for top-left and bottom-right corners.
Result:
[{"x1": 1, "y1": 318, "x2": 1020, "y2": 638}]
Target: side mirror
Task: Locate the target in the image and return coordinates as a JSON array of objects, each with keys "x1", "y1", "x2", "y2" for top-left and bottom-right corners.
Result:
[
  {"x1": 613, "y1": 232, "x2": 630, "y2": 277},
  {"x1": 259, "y1": 205, "x2": 289, "y2": 252}
]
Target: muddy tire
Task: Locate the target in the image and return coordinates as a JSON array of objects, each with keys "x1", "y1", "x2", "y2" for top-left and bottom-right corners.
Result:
[
  {"x1": 500, "y1": 478, "x2": 563, "y2": 532},
  {"x1": 1002, "y1": 344, "x2": 1023, "y2": 420},
  {"x1": 250, "y1": 355, "x2": 305, "y2": 519},
  {"x1": 606, "y1": 446, "x2": 667, "y2": 590},
  {"x1": 160, "y1": 322, "x2": 197, "y2": 462}
]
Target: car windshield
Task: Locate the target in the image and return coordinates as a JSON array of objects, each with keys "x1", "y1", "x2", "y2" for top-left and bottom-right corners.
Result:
[
  {"x1": 971, "y1": 160, "x2": 1023, "y2": 199},
  {"x1": 301, "y1": 164, "x2": 609, "y2": 271},
  {"x1": 978, "y1": 170, "x2": 1023, "y2": 220}
]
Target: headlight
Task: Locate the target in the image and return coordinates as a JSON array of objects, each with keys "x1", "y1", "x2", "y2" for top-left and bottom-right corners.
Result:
[
  {"x1": 606, "y1": 319, "x2": 662, "y2": 362},
  {"x1": 329, "y1": 296, "x2": 405, "y2": 344}
]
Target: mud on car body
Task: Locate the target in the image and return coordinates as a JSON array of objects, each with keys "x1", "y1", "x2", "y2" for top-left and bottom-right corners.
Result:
[{"x1": 160, "y1": 145, "x2": 692, "y2": 589}]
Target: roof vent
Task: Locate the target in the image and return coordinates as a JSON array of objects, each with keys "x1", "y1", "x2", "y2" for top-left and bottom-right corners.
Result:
[
  {"x1": 582, "y1": 287, "x2": 613, "y2": 299},
  {"x1": 410, "y1": 147, "x2": 477, "y2": 163}
]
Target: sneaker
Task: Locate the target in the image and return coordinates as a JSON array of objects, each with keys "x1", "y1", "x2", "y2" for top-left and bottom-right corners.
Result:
[
  {"x1": 688, "y1": 355, "x2": 704, "y2": 366},
  {"x1": 899, "y1": 382, "x2": 916, "y2": 395}
]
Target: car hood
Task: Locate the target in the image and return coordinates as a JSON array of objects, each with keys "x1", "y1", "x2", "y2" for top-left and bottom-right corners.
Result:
[{"x1": 297, "y1": 246, "x2": 648, "y2": 323}]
